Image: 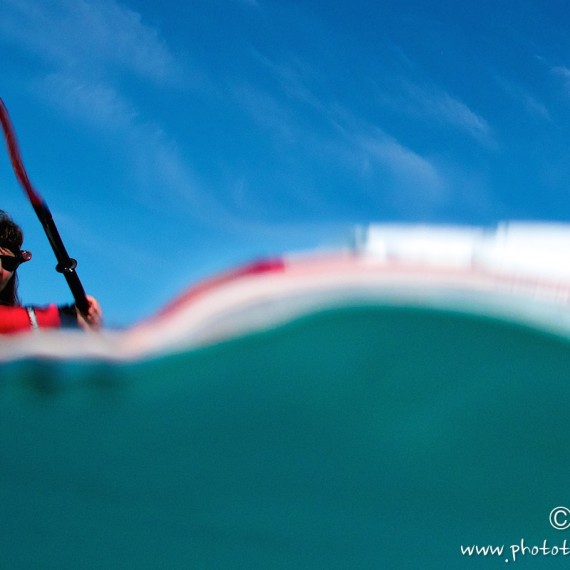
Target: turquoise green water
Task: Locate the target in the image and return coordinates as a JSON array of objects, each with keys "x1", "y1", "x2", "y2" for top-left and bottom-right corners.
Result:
[{"x1": 2, "y1": 305, "x2": 570, "y2": 568}]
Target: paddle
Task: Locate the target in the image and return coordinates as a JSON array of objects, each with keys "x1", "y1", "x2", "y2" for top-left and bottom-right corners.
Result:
[{"x1": 0, "y1": 98, "x2": 90, "y2": 316}]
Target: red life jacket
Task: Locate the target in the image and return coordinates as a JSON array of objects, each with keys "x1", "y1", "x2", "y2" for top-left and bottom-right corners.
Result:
[{"x1": 0, "y1": 304, "x2": 64, "y2": 334}]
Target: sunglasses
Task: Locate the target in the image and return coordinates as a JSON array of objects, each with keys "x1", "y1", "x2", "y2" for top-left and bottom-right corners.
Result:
[{"x1": 0, "y1": 250, "x2": 32, "y2": 272}]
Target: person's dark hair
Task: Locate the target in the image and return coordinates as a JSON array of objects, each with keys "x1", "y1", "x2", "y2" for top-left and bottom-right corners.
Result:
[{"x1": 0, "y1": 210, "x2": 24, "y2": 306}]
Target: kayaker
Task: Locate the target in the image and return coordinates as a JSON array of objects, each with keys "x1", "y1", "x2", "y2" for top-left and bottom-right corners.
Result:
[{"x1": 0, "y1": 210, "x2": 102, "y2": 334}]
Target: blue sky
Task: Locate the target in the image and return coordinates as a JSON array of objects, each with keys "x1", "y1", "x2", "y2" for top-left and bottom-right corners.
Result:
[{"x1": 2, "y1": 0, "x2": 570, "y2": 326}]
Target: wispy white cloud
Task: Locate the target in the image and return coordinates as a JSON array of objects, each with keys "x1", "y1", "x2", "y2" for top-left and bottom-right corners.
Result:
[
  {"x1": 494, "y1": 75, "x2": 551, "y2": 122},
  {"x1": 335, "y1": 118, "x2": 448, "y2": 215},
  {"x1": 539, "y1": 58, "x2": 570, "y2": 101},
  {"x1": 251, "y1": 51, "x2": 327, "y2": 114},
  {"x1": 397, "y1": 81, "x2": 494, "y2": 145},
  {"x1": 41, "y1": 73, "x2": 139, "y2": 129},
  {"x1": 257, "y1": 43, "x2": 494, "y2": 152},
  {"x1": 552, "y1": 65, "x2": 570, "y2": 96},
  {"x1": 355, "y1": 133, "x2": 444, "y2": 191},
  {"x1": 432, "y1": 92, "x2": 491, "y2": 140},
  {"x1": 1, "y1": 1, "x2": 467, "y2": 229},
  {"x1": 255, "y1": 52, "x2": 450, "y2": 200},
  {"x1": 233, "y1": 95, "x2": 446, "y2": 220},
  {"x1": 231, "y1": 50, "x2": 450, "y2": 218},
  {"x1": 1, "y1": 0, "x2": 181, "y2": 84},
  {"x1": 39, "y1": 75, "x2": 212, "y2": 220},
  {"x1": 521, "y1": 94, "x2": 552, "y2": 121},
  {"x1": 2, "y1": 0, "x2": 224, "y2": 228},
  {"x1": 552, "y1": 66, "x2": 570, "y2": 79}
]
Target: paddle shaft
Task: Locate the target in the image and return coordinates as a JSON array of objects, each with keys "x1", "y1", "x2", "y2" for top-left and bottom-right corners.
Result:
[{"x1": 0, "y1": 98, "x2": 90, "y2": 316}]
